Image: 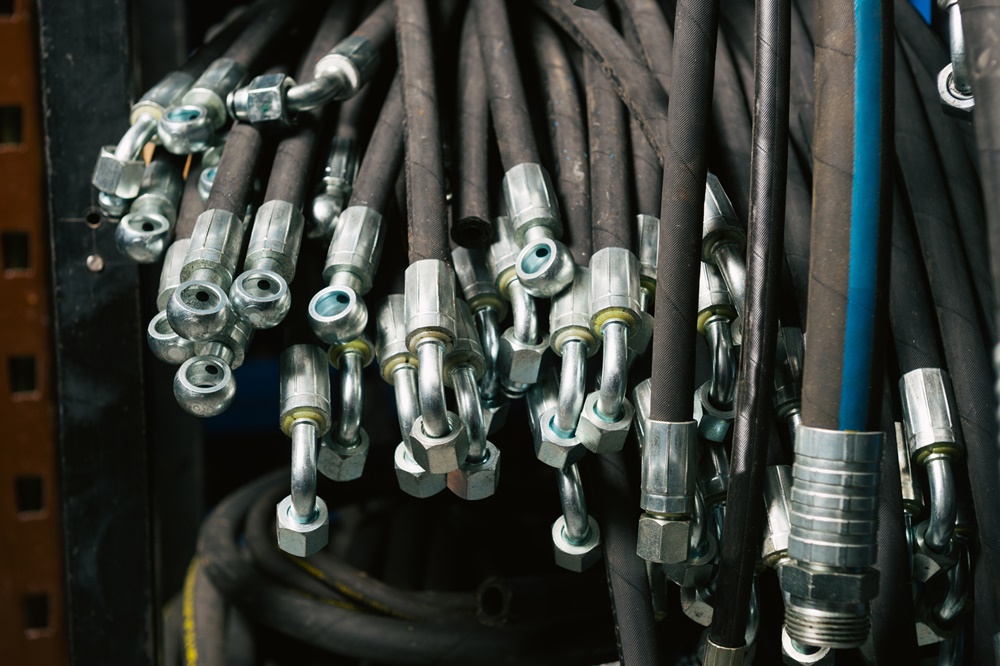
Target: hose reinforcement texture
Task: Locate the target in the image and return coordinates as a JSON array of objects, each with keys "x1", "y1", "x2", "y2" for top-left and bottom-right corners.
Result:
[
  {"x1": 222, "y1": 0, "x2": 307, "y2": 71},
  {"x1": 586, "y1": 55, "x2": 632, "y2": 254},
  {"x1": 175, "y1": 158, "x2": 207, "y2": 240},
  {"x1": 396, "y1": 0, "x2": 451, "y2": 265},
  {"x1": 349, "y1": 76, "x2": 404, "y2": 214},
  {"x1": 710, "y1": 0, "x2": 790, "y2": 648},
  {"x1": 205, "y1": 123, "x2": 264, "y2": 216},
  {"x1": 648, "y1": 0, "x2": 721, "y2": 423}
]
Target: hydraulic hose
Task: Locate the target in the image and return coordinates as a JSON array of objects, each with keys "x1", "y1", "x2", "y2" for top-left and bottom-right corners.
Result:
[
  {"x1": 612, "y1": 0, "x2": 673, "y2": 94},
  {"x1": 220, "y1": 0, "x2": 307, "y2": 72},
  {"x1": 648, "y1": 0, "x2": 721, "y2": 423},
  {"x1": 585, "y1": 55, "x2": 631, "y2": 253},
  {"x1": 174, "y1": 158, "x2": 207, "y2": 241},
  {"x1": 205, "y1": 123, "x2": 263, "y2": 216},
  {"x1": 348, "y1": 76, "x2": 403, "y2": 213},
  {"x1": 710, "y1": 0, "x2": 790, "y2": 650},
  {"x1": 178, "y1": 1, "x2": 264, "y2": 78},
  {"x1": 476, "y1": 0, "x2": 540, "y2": 169},
  {"x1": 396, "y1": 0, "x2": 451, "y2": 264},
  {"x1": 453, "y1": 5, "x2": 492, "y2": 248},
  {"x1": 182, "y1": 557, "x2": 227, "y2": 666},
  {"x1": 531, "y1": 15, "x2": 592, "y2": 265}
]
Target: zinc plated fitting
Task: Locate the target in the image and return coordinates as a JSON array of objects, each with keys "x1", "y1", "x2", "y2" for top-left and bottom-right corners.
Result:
[
  {"x1": 937, "y1": 0, "x2": 974, "y2": 116},
  {"x1": 487, "y1": 216, "x2": 549, "y2": 398},
  {"x1": 310, "y1": 136, "x2": 359, "y2": 239},
  {"x1": 276, "y1": 345, "x2": 332, "y2": 557},
  {"x1": 156, "y1": 238, "x2": 191, "y2": 311},
  {"x1": 625, "y1": 214, "x2": 657, "y2": 360},
  {"x1": 230, "y1": 200, "x2": 306, "y2": 329},
  {"x1": 172, "y1": 318, "x2": 253, "y2": 418},
  {"x1": 579, "y1": 247, "x2": 641, "y2": 454},
  {"x1": 445, "y1": 303, "x2": 501, "y2": 500},
  {"x1": 698, "y1": 261, "x2": 738, "y2": 408},
  {"x1": 309, "y1": 206, "x2": 386, "y2": 343},
  {"x1": 453, "y1": 246, "x2": 508, "y2": 409},
  {"x1": 782, "y1": 426, "x2": 882, "y2": 649},
  {"x1": 167, "y1": 208, "x2": 246, "y2": 341},
  {"x1": 762, "y1": 465, "x2": 794, "y2": 568},
  {"x1": 117, "y1": 156, "x2": 185, "y2": 263},
  {"x1": 376, "y1": 295, "x2": 447, "y2": 498},
  {"x1": 636, "y1": 419, "x2": 698, "y2": 564},
  {"x1": 319, "y1": 335, "x2": 375, "y2": 482},
  {"x1": 159, "y1": 58, "x2": 247, "y2": 154},
  {"x1": 702, "y1": 174, "x2": 747, "y2": 331},
  {"x1": 503, "y1": 163, "x2": 574, "y2": 297},
  {"x1": 404, "y1": 259, "x2": 469, "y2": 474},
  {"x1": 93, "y1": 71, "x2": 193, "y2": 199},
  {"x1": 552, "y1": 464, "x2": 601, "y2": 572},
  {"x1": 774, "y1": 327, "x2": 805, "y2": 444}
]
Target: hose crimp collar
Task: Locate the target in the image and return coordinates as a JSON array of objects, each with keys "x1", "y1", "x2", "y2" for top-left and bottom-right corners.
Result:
[
  {"x1": 550, "y1": 266, "x2": 598, "y2": 356},
  {"x1": 375, "y1": 295, "x2": 417, "y2": 384},
  {"x1": 589, "y1": 247, "x2": 642, "y2": 336},
  {"x1": 322, "y1": 206, "x2": 385, "y2": 294},
  {"x1": 404, "y1": 259, "x2": 458, "y2": 351},
  {"x1": 635, "y1": 213, "x2": 660, "y2": 292},
  {"x1": 640, "y1": 419, "x2": 698, "y2": 517},
  {"x1": 899, "y1": 368, "x2": 963, "y2": 464},
  {"x1": 279, "y1": 344, "x2": 333, "y2": 437},
  {"x1": 131, "y1": 70, "x2": 195, "y2": 124},
  {"x1": 453, "y1": 246, "x2": 507, "y2": 318},
  {"x1": 313, "y1": 35, "x2": 380, "y2": 101}
]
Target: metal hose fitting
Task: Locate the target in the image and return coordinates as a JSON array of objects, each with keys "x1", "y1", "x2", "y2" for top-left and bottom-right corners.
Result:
[
  {"x1": 549, "y1": 266, "x2": 597, "y2": 435},
  {"x1": 160, "y1": 58, "x2": 247, "y2": 154},
  {"x1": 310, "y1": 136, "x2": 358, "y2": 239},
  {"x1": 637, "y1": 420, "x2": 699, "y2": 564},
  {"x1": 774, "y1": 327, "x2": 805, "y2": 444},
  {"x1": 937, "y1": 0, "x2": 974, "y2": 115},
  {"x1": 552, "y1": 463, "x2": 602, "y2": 572},
  {"x1": 117, "y1": 156, "x2": 185, "y2": 263},
  {"x1": 289, "y1": 35, "x2": 380, "y2": 111},
  {"x1": 453, "y1": 246, "x2": 507, "y2": 404},
  {"x1": 702, "y1": 174, "x2": 747, "y2": 321}
]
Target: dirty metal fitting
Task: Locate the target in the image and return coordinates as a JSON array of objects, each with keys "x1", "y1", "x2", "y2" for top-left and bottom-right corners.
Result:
[
  {"x1": 310, "y1": 136, "x2": 359, "y2": 240},
  {"x1": 116, "y1": 155, "x2": 185, "y2": 263}
]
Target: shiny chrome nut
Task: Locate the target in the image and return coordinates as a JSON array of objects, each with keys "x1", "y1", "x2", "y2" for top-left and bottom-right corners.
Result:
[
  {"x1": 515, "y1": 237, "x2": 575, "y2": 298},
  {"x1": 695, "y1": 381, "x2": 734, "y2": 443},
  {"x1": 680, "y1": 586, "x2": 714, "y2": 627},
  {"x1": 117, "y1": 210, "x2": 172, "y2": 263},
  {"x1": 637, "y1": 514, "x2": 692, "y2": 564},
  {"x1": 309, "y1": 285, "x2": 368, "y2": 344},
  {"x1": 275, "y1": 495, "x2": 329, "y2": 557},
  {"x1": 663, "y1": 534, "x2": 718, "y2": 588},
  {"x1": 781, "y1": 626, "x2": 833, "y2": 665},
  {"x1": 578, "y1": 392, "x2": 634, "y2": 454},
  {"x1": 937, "y1": 63, "x2": 974, "y2": 116},
  {"x1": 552, "y1": 515, "x2": 602, "y2": 572},
  {"x1": 497, "y1": 328, "x2": 548, "y2": 385},
  {"x1": 148, "y1": 311, "x2": 195, "y2": 364},
  {"x1": 483, "y1": 398, "x2": 510, "y2": 435},
  {"x1": 317, "y1": 429, "x2": 369, "y2": 482},
  {"x1": 157, "y1": 105, "x2": 215, "y2": 155},
  {"x1": 912, "y1": 521, "x2": 958, "y2": 583},
  {"x1": 167, "y1": 280, "x2": 231, "y2": 342},
  {"x1": 228, "y1": 73, "x2": 295, "y2": 124},
  {"x1": 409, "y1": 413, "x2": 470, "y2": 474},
  {"x1": 780, "y1": 563, "x2": 879, "y2": 603},
  {"x1": 230, "y1": 269, "x2": 290, "y2": 329},
  {"x1": 535, "y1": 406, "x2": 587, "y2": 469},
  {"x1": 393, "y1": 443, "x2": 448, "y2": 498},
  {"x1": 173, "y1": 355, "x2": 235, "y2": 417},
  {"x1": 448, "y1": 442, "x2": 501, "y2": 500},
  {"x1": 93, "y1": 145, "x2": 145, "y2": 199}
]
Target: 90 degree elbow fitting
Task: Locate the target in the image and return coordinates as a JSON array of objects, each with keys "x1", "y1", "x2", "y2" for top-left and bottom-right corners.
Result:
[
  {"x1": 309, "y1": 206, "x2": 385, "y2": 343},
  {"x1": 117, "y1": 157, "x2": 185, "y2": 263},
  {"x1": 503, "y1": 163, "x2": 574, "y2": 297},
  {"x1": 702, "y1": 174, "x2": 747, "y2": 321},
  {"x1": 937, "y1": 0, "x2": 974, "y2": 116},
  {"x1": 228, "y1": 72, "x2": 296, "y2": 126},
  {"x1": 320, "y1": 337, "x2": 374, "y2": 482},
  {"x1": 289, "y1": 35, "x2": 381, "y2": 113},
  {"x1": 230, "y1": 200, "x2": 305, "y2": 329},
  {"x1": 552, "y1": 464, "x2": 602, "y2": 572},
  {"x1": 453, "y1": 246, "x2": 507, "y2": 408},
  {"x1": 310, "y1": 136, "x2": 359, "y2": 239},
  {"x1": 160, "y1": 58, "x2": 247, "y2": 154}
]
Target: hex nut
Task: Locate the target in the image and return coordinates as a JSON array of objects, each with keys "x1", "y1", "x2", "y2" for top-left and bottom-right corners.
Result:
[
  {"x1": 409, "y1": 413, "x2": 470, "y2": 474},
  {"x1": 781, "y1": 625, "x2": 834, "y2": 665},
  {"x1": 93, "y1": 146, "x2": 145, "y2": 199},
  {"x1": 483, "y1": 398, "x2": 510, "y2": 435},
  {"x1": 447, "y1": 442, "x2": 501, "y2": 500},
  {"x1": 275, "y1": 495, "x2": 329, "y2": 557},
  {"x1": 680, "y1": 586, "x2": 714, "y2": 627},
  {"x1": 578, "y1": 392, "x2": 634, "y2": 455},
  {"x1": 780, "y1": 562, "x2": 878, "y2": 603},
  {"x1": 663, "y1": 534, "x2": 717, "y2": 588},
  {"x1": 393, "y1": 443, "x2": 447, "y2": 498},
  {"x1": 497, "y1": 327, "x2": 548, "y2": 385},
  {"x1": 233, "y1": 73, "x2": 295, "y2": 124},
  {"x1": 551, "y1": 515, "x2": 602, "y2": 572},
  {"x1": 317, "y1": 428, "x2": 370, "y2": 482},
  {"x1": 636, "y1": 514, "x2": 692, "y2": 564},
  {"x1": 535, "y1": 407, "x2": 588, "y2": 469},
  {"x1": 694, "y1": 381, "x2": 734, "y2": 443}
]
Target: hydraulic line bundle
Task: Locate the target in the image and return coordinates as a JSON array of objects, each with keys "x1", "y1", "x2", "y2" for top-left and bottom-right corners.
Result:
[{"x1": 93, "y1": 0, "x2": 1000, "y2": 663}]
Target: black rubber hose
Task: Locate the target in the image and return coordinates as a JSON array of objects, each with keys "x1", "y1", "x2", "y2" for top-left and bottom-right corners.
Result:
[
  {"x1": 452, "y1": 5, "x2": 492, "y2": 248},
  {"x1": 352, "y1": 0, "x2": 396, "y2": 45},
  {"x1": 174, "y1": 158, "x2": 206, "y2": 240},
  {"x1": 709, "y1": 0, "x2": 789, "y2": 648},
  {"x1": 593, "y1": 452, "x2": 660, "y2": 666},
  {"x1": 619, "y1": 9, "x2": 662, "y2": 219},
  {"x1": 531, "y1": 15, "x2": 592, "y2": 266},
  {"x1": 348, "y1": 75, "x2": 403, "y2": 213},
  {"x1": 648, "y1": 0, "x2": 721, "y2": 422},
  {"x1": 179, "y1": 1, "x2": 264, "y2": 77},
  {"x1": 476, "y1": 0, "x2": 542, "y2": 169},
  {"x1": 894, "y1": 36, "x2": 1000, "y2": 661},
  {"x1": 888, "y1": 184, "x2": 944, "y2": 373},
  {"x1": 708, "y1": 31, "x2": 754, "y2": 224},
  {"x1": 868, "y1": 377, "x2": 920, "y2": 665},
  {"x1": 205, "y1": 123, "x2": 264, "y2": 216},
  {"x1": 612, "y1": 0, "x2": 674, "y2": 93},
  {"x1": 183, "y1": 557, "x2": 227, "y2": 666},
  {"x1": 221, "y1": 0, "x2": 307, "y2": 71},
  {"x1": 163, "y1": 596, "x2": 182, "y2": 666},
  {"x1": 586, "y1": 55, "x2": 632, "y2": 253},
  {"x1": 262, "y1": 3, "x2": 355, "y2": 206},
  {"x1": 199, "y1": 470, "x2": 619, "y2": 665},
  {"x1": 395, "y1": 0, "x2": 451, "y2": 265}
]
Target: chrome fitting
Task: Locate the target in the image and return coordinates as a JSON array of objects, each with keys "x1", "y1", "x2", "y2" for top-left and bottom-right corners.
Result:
[
  {"x1": 578, "y1": 390, "x2": 634, "y2": 455},
  {"x1": 394, "y1": 441, "x2": 448, "y2": 498},
  {"x1": 147, "y1": 310, "x2": 195, "y2": 365},
  {"x1": 130, "y1": 70, "x2": 195, "y2": 125},
  {"x1": 536, "y1": 406, "x2": 588, "y2": 469},
  {"x1": 227, "y1": 72, "x2": 296, "y2": 125},
  {"x1": 198, "y1": 165, "x2": 216, "y2": 203},
  {"x1": 637, "y1": 513, "x2": 693, "y2": 564},
  {"x1": 444, "y1": 301, "x2": 486, "y2": 385},
  {"x1": 286, "y1": 35, "x2": 380, "y2": 113},
  {"x1": 318, "y1": 428, "x2": 370, "y2": 482},
  {"x1": 552, "y1": 462, "x2": 601, "y2": 572},
  {"x1": 938, "y1": 0, "x2": 974, "y2": 116},
  {"x1": 448, "y1": 439, "x2": 500, "y2": 501},
  {"x1": 173, "y1": 355, "x2": 236, "y2": 417},
  {"x1": 98, "y1": 192, "x2": 130, "y2": 220},
  {"x1": 486, "y1": 215, "x2": 520, "y2": 297},
  {"x1": 896, "y1": 422, "x2": 924, "y2": 517},
  {"x1": 900, "y1": 368, "x2": 963, "y2": 463},
  {"x1": 279, "y1": 345, "x2": 332, "y2": 437},
  {"x1": 515, "y1": 230, "x2": 575, "y2": 298},
  {"x1": 497, "y1": 326, "x2": 548, "y2": 388},
  {"x1": 375, "y1": 295, "x2": 417, "y2": 385},
  {"x1": 527, "y1": 369, "x2": 559, "y2": 449},
  {"x1": 454, "y1": 246, "x2": 507, "y2": 318},
  {"x1": 276, "y1": 494, "x2": 329, "y2": 557},
  {"x1": 589, "y1": 247, "x2": 642, "y2": 333},
  {"x1": 310, "y1": 136, "x2": 358, "y2": 239},
  {"x1": 550, "y1": 266, "x2": 598, "y2": 357},
  {"x1": 404, "y1": 259, "x2": 458, "y2": 349},
  {"x1": 117, "y1": 156, "x2": 185, "y2": 263},
  {"x1": 702, "y1": 174, "x2": 747, "y2": 318},
  {"x1": 703, "y1": 636, "x2": 746, "y2": 666},
  {"x1": 409, "y1": 410, "x2": 469, "y2": 475},
  {"x1": 762, "y1": 465, "x2": 793, "y2": 568},
  {"x1": 92, "y1": 137, "x2": 149, "y2": 200},
  {"x1": 635, "y1": 213, "x2": 659, "y2": 300},
  {"x1": 160, "y1": 58, "x2": 247, "y2": 154},
  {"x1": 662, "y1": 523, "x2": 717, "y2": 588},
  {"x1": 156, "y1": 238, "x2": 191, "y2": 311},
  {"x1": 774, "y1": 327, "x2": 805, "y2": 443},
  {"x1": 632, "y1": 378, "x2": 652, "y2": 450},
  {"x1": 696, "y1": 380, "x2": 735, "y2": 443},
  {"x1": 912, "y1": 519, "x2": 960, "y2": 583},
  {"x1": 704, "y1": 316, "x2": 737, "y2": 408},
  {"x1": 640, "y1": 419, "x2": 698, "y2": 517},
  {"x1": 698, "y1": 261, "x2": 736, "y2": 329},
  {"x1": 781, "y1": 626, "x2": 833, "y2": 665},
  {"x1": 327, "y1": 336, "x2": 375, "y2": 449},
  {"x1": 700, "y1": 440, "x2": 731, "y2": 507},
  {"x1": 195, "y1": 317, "x2": 253, "y2": 371}
]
